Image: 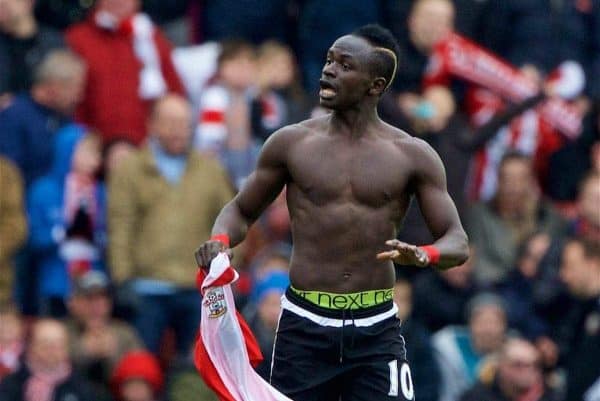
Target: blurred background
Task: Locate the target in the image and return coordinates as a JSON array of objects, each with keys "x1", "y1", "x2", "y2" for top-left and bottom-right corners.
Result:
[{"x1": 0, "y1": 1, "x2": 598, "y2": 401}]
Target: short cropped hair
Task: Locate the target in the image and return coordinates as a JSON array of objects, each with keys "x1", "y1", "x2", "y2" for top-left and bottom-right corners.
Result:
[
  {"x1": 352, "y1": 24, "x2": 401, "y2": 90},
  {"x1": 33, "y1": 49, "x2": 85, "y2": 84}
]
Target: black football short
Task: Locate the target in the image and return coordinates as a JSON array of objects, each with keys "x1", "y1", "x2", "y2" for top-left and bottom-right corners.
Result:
[{"x1": 269, "y1": 288, "x2": 415, "y2": 401}]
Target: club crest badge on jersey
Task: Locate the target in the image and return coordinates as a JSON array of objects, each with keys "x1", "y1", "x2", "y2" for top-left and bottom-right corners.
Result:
[{"x1": 204, "y1": 287, "x2": 227, "y2": 318}]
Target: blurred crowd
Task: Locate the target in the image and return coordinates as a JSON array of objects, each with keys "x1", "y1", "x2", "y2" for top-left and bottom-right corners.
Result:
[{"x1": 0, "y1": 0, "x2": 599, "y2": 401}]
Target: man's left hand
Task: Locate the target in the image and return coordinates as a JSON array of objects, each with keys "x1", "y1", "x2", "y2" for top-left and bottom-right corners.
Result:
[{"x1": 376, "y1": 239, "x2": 430, "y2": 267}]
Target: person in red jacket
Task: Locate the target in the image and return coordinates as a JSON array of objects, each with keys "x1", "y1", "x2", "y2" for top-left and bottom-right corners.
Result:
[{"x1": 65, "y1": 0, "x2": 185, "y2": 146}]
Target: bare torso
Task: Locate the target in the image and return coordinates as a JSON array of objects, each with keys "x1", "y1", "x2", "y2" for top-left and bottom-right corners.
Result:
[
  {"x1": 200, "y1": 32, "x2": 468, "y2": 298},
  {"x1": 283, "y1": 116, "x2": 418, "y2": 292}
]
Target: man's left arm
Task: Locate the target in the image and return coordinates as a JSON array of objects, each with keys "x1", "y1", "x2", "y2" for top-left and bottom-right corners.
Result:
[{"x1": 378, "y1": 140, "x2": 469, "y2": 269}]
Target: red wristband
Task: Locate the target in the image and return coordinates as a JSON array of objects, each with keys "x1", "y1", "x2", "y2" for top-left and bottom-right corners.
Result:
[
  {"x1": 210, "y1": 234, "x2": 230, "y2": 248},
  {"x1": 420, "y1": 245, "x2": 441, "y2": 265}
]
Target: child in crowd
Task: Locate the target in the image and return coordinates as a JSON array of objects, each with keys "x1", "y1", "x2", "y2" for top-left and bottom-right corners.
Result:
[
  {"x1": 27, "y1": 124, "x2": 106, "y2": 316},
  {"x1": 254, "y1": 41, "x2": 308, "y2": 141},
  {"x1": 194, "y1": 39, "x2": 260, "y2": 189}
]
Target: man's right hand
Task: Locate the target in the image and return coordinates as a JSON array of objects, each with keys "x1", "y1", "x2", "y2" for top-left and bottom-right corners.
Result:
[{"x1": 195, "y1": 240, "x2": 231, "y2": 270}]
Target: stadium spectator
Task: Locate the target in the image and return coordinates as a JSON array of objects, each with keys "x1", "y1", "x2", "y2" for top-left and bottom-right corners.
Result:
[
  {"x1": 0, "y1": 49, "x2": 85, "y2": 187},
  {"x1": 568, "y1": 172, "x2": 600, "y2": 244},
  {"x1": 108, "y1": 94, "x2": 233, "y2": 355},
  {"x1": 194, "y1": 39, "x2": 260, "y2": 189},
  {"x1": 412, "y1": 247, "x2": 475, "y2": 333},
  {"x1": 243, "y1": 271, "x2": 289, "y2": 379},
  {"x1": 66, "y1": 0, "x2": 185, "y2": 145},
  {"x1": 27, "y1": 125, "x2": 106, "y2": 316},
  {"x1": 495, "y1": 232, "x2": 554, "y2": 342},
  {"x1": 111, "y1": 351, "x2": 163, "y2": 401},
  {"x1": 254, "y1": 40, "x2": 309, "y2": 142},
  {"x1": 460, "y1": 337, "x2": 560, "y2": 401},
  {"x1": 433, "y1": 292, "x2": 508, "y2": 401},
  {"x1": 494, "y1": 232, "x2": 564, "y2": 373},
  {"x1": 381, "y1": 0, "x2": 457, "y2": 134},
  {"x1": 467, "y1": 152, "x2": 565, "y2": 286},
  {"x1": 0, "y1": 0, "x2": 64, "y2": 108},
  {"x1": 387, "y1": 0, "x2": 489, "y2": 47},
  {"x1": 546, "y1": 107, "x2": 599, "y2": 202},
  {"x1": 0, "y1": 319, "x2": 98, "y2": 401},
  {"x1": 556, "y1": 237, "x2": 600, "y2": 401},
  {"x1": 393, "y1": 276, "x2": 441, "y2": 401},
  {"x1": 0, "y1": 157, "x2": 27, "y2": 303},
  {"x1": 0, "y1": 302, "x2": 25, "y2": 380},
  {"x1": 381, "y1": 0, "x2": 471, "y2": 248},
  {"x1": 65, "y1": 271, "x2": 142, "y2": 391},
  {"x1": 460, "y1": 64, "x2": 583, "y2": 202}
]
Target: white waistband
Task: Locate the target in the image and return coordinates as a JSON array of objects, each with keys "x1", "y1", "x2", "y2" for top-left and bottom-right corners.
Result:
[{"x1": 281, "y1": 295, "x2": 399, "y2": 328}]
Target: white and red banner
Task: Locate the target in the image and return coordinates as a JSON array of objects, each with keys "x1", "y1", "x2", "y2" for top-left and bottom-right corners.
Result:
[
  {"x1": 194, "y1": 253, "x2": 293, "y2": 401},
  {"x1": 424, "y1": 32, "x2": 584, "y2": 140}
]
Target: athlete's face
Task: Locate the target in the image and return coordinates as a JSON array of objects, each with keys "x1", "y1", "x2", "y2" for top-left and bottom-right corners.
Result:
[{"x1": 319, "y1": 35, "x2": 380, "y2": 110}]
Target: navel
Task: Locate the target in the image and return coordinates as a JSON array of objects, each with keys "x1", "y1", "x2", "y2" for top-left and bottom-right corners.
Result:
[{"x1": 342, "y1": 272, "x2": 352, "y2": 280}]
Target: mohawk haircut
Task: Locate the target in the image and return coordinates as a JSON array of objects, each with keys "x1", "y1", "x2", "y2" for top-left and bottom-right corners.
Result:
[{"x1": 352, "y1": 24, "x2": 401, "y2": 91}]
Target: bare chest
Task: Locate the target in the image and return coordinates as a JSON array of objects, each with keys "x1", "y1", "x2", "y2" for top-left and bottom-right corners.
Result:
[{"x1": 287, "y1": 136, "x2": 411, "y2": 207}]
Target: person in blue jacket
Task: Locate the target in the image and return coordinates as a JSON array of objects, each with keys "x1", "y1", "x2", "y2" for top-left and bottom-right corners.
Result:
[{"x1": 27, "y1": 124, "x2": 106, "y2": 316}]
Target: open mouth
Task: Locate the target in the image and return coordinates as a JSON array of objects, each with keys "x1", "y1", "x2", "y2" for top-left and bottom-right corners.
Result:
[{"x1": 319, "y1": 79, "x2": 337, "y2": 100}]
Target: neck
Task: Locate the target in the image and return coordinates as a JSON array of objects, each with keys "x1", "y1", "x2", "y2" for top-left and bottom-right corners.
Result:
[
  {"x1": 7, "y1": 15, "x2": 37, "y2": 38},
  {"x1": 329, "y1": 102, "x2": 380, "y2": 138}
]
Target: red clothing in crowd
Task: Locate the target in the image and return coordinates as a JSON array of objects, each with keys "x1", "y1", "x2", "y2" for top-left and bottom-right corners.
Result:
[
  {"x1": 111, "y1": 351, "x2": 164, "y2": 399},
  {"x1": 66, "y1": 15, "x2": 185, "y2": 145}
]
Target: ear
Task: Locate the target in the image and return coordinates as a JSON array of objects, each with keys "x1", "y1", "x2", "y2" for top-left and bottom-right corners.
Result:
[{"x1": 369, "y1": 77, "x2": 387, "y2": 96}]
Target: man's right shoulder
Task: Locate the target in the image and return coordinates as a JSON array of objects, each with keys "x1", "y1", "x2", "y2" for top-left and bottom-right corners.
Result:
[
  {"x1": 267, "y1": 115, "x2": 325, "y2": 144},
  {"x1": 263, "y1": 118, "x2": 317, "y2": 149}
]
